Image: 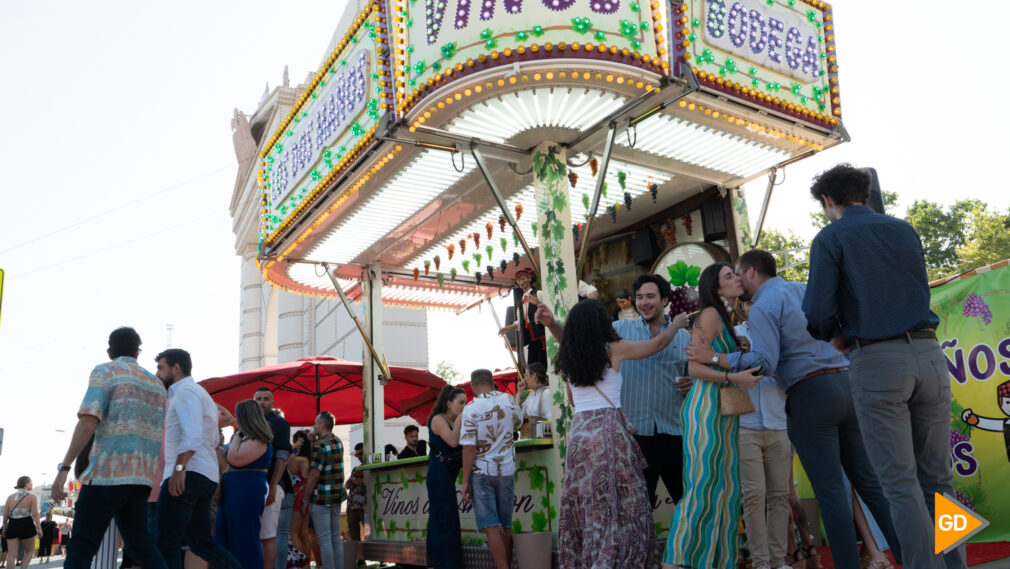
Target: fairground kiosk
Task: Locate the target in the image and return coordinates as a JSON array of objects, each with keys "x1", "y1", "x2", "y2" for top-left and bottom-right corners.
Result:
[{"x1": 253, "y1": 0, "x2": 845, "y2": 564}]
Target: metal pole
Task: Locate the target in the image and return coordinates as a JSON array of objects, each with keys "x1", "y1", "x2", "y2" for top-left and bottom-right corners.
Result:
[
  {"x1": 575, "y1": 122, "x2": 618, "y2": 277},
  {"x1": 321, "y1": 262, "x2": 391, "y2": 380},
  {"x1": 751, "y1": 167, "x2": 778, "y2": 249},
  {"x1": 487, "y1": 298, "x2": 522, "y2": 373},
  {"x1": 470, "y1": 145, "x2": 542, "y2": 285}
]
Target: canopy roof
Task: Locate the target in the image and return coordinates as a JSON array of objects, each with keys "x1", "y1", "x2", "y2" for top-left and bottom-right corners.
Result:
[{"x1": 253, "y1": 0, "x2": 846, "y2": 310}]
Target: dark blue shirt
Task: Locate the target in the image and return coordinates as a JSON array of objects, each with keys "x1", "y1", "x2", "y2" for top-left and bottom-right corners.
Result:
[
  {"x1": 802, "y1": 205, "x2": 939, "y2": 343},
  {"x1": 266, "y1": 410, "x2": 293, "y2": 493}
]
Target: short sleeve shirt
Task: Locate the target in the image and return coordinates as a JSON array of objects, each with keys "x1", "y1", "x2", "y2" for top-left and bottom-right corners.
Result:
[
  {"x1": 309, "y1": 434, "x2": 346, "y2": 506},
  {"x1": 78, "y1": 357, "x2": 167, "y2": 487},
  {"x1": 459, "y1": 391, "x2": 524, "y2": 476}
]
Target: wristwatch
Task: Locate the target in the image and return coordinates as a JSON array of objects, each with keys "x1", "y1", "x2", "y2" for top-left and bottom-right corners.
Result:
[
  {"x1": 711, "y1": 353, "x2": 720, "y2": 365},
  {"x1": 57, "y1": 463, "x2": 71, "y2": 472},
  {"x1": 174, "y1": 464, "x2": 186, "y2": 472}
]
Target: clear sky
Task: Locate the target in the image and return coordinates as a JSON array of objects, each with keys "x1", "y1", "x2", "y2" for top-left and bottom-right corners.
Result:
[{"x1": 1, "y1": 0, "x2": 1008, "y2": 491}]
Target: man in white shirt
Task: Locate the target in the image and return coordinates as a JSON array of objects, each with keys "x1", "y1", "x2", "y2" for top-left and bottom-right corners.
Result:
[
  {"x1": 154, "y1": 349, "x2": 242, "y2": 569},
  {"x1": 460, "y1": 369, "x2": 523, "y2": 569}
]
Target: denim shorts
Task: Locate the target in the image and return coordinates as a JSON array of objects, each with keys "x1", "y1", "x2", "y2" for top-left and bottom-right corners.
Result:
[{"x1": 471, "y1": 473, "x2": 515, "y2": 531}]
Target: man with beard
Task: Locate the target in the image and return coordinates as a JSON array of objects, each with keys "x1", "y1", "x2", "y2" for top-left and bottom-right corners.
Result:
[
  {"x1": 612, "y1": 273, "x2": 691, "y2": 506},
  {"x1": 253, "y1": 387, "x2": 293, "y2": 569}
]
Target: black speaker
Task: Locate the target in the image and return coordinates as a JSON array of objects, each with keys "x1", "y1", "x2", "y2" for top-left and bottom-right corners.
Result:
[
  {"x1": 700, "y1": 194, "x2": 727, "y2": 242},
  {"x1": 631, "y1": 227, "x2": 658, "y2": 266},
  {"x1": 866, "y1": 167, "x2": 885, "y2": 214}
]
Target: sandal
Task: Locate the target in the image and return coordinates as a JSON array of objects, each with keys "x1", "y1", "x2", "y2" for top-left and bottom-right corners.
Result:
[
  {"x1": 787, "y1": 548, "x2": 806, "y2": 569},
  {"x1": 867, "y1": 560, "x2": 894, "y2": 569},
  {"x1": 805, "y1": 546, "x2": 822, "y2": 569}
]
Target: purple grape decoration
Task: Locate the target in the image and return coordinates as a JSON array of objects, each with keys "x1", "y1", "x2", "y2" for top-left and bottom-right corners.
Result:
[{"x1": 962, "y1": 294, "x2": 992, "y2": 326}]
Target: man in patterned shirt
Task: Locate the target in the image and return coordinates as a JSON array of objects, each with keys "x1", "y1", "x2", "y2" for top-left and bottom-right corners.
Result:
[
  {"x1": 300, "y1": 411, "x2": 345, "y2": 569},
  {"x1": 51, "y1": 327, "x2": 168, "y2": 569},
  {"x1": 460, "y1": 369, "x2": 524, "y2": 569}
]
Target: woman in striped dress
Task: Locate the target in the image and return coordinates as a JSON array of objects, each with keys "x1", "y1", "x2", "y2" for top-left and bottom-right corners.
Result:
[{"x1": 664, "y1": 263, "x2": 761, "y2": 569}]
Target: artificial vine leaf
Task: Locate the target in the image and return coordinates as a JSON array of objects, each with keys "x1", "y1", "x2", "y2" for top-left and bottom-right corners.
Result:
[
  {"x1": 667, "y1": 260, "x2": 701, "y2": 287},
  {"x1": 531, "y1": 511, "x2": 548, "y2": 532}
]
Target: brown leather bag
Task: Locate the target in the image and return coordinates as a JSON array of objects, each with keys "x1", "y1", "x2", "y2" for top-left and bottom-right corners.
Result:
[{"x1": 719, "y1": 384, "x2": 755, "y2": 416}]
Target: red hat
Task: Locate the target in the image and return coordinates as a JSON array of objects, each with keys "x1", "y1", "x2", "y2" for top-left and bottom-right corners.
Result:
[
  {"x1": 515, "y1": 268, "x2": 535, "y2": 279},
  {"x1": 997, "y1": 380, "x2": 1010, "y2": 398}
]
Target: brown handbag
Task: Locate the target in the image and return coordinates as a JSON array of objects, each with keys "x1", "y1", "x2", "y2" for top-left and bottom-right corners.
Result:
[{"x1": 719, "y1": 383, "x2": 755, "y2": 416}]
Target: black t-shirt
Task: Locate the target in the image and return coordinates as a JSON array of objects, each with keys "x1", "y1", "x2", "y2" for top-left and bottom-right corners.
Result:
[
  {"x1": 397, "y1": 440, "x2": 428, "y2": 459},
  {"x1": 266, "y1": 410, "x2": 293, "y2": 493}
]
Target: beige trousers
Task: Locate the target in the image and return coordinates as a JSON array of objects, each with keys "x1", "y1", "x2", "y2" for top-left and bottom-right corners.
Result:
[{"x1": 739, "y1": 427, "x2": 792, "y2": 569}]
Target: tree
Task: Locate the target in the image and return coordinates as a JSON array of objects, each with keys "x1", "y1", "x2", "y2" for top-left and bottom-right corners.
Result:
[
  {"x1": 756, "y1": 228, "x2": 811, "y2": 283},
  {"x1": 956, "y1": 202, "x2": 1010, "y2": 274},
  {"x1": 904, "y1": 199, "x2": 978, "y2": 281},
  {"x1": 434, "y1": 360, "x2": 462, "y2": 385}
]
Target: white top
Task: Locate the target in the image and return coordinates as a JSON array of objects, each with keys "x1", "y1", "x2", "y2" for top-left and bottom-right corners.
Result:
[
  {"x1": 521, "y1": 387, "x2": 551, "y2": 418},
  {"x1": 459, "y1": 391, "x2": 524, "y2": 476},
  {"x1": 163, "y1": 377, "x2": 221, "y2": 483},
  {"x1": 570, "y1": 366, "x2": 623, "y2": 413},
  {"x1": 616, "y1": 307, "x2": 639, "y2": 320}
]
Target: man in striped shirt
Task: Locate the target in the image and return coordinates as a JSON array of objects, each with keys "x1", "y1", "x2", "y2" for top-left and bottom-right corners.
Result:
[{"x1": 612, "y1": 274, "x2": 690, "y2": 506}]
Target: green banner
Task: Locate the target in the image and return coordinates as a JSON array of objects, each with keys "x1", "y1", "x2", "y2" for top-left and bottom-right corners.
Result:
[{"x1": 931, "y1": 261, "x2": 1010, "y2": 542}]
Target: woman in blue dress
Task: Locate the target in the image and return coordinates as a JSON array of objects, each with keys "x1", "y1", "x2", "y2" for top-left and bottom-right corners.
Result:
[
  {"x1": 664, "y1": 263, "x2": 760, "y2": 569},
  {"x1": 426, "y1": 385, "x2": 467, "y2": 569},
  {"x1": 216, "y1": 399, "x2": 273, "y2": 569}
]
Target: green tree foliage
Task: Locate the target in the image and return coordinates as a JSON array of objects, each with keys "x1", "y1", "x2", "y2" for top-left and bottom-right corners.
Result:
[
  {"x1": 757, "y1": 228, "x2": 810, "y2": 283},
  {"x1": 957, "y1": 202, "x2": 1010, "y2": 275},
  {"x1": 434, "y1": 360, "x2": 462, "y2": 385},
  {"x1": 906, "y1": 199, "x2": 1010, "y2": 281}
]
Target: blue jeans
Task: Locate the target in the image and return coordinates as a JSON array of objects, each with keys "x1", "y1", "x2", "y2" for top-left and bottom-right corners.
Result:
[
  {"x1": 157, "y1": 473, "x2": 242, "y2": 569},
  {"x1": 65, "y1": 484, "x2": 166, "y2": 569},
  {"x1": 274, "y1": 491, "x2": 294, "y2": 569},
  {"x1": 308, "y1": 504, "x2": 343, "y2": 569},
  {"x1": 786, "y1": 371, "x2": 901, "y2": 569},
  {"x1": 470, "y1": 474, "x2": 515, "y2": 531}
]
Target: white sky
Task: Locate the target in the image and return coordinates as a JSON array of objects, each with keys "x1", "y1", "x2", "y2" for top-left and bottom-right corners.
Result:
[{"x1": 1, "y1": 1, "x2": 1008, "y2": 490}]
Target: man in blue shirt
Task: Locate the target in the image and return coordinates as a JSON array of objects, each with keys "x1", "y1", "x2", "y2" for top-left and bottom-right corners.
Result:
[
  {"x1": 688, "y1": 250, "x2": 899, "y2": 569},
  {"x1": 612, "y1": 274, "x2": 690, "y2": 507},
  {"x1": 803, "y1": 164, "x2": 963, "y2": 569}
]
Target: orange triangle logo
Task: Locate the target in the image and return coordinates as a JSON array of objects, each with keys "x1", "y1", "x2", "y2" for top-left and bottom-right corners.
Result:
[{"x1": 935, "y1": 493, "x2": 989, "y2": 554}]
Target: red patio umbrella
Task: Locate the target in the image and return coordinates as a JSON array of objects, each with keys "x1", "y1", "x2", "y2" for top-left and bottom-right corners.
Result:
[
  {"x1": 406, "y1": 368, "x2": 519, "y2": 424},
  {"x1": 199, "y1": 356, "x2": 447, "y2": 426}
]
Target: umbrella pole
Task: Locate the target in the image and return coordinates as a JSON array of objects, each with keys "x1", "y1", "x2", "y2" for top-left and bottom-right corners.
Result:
[{"x1": 321, "y1": 262, "x2": 392, "y2": 381}]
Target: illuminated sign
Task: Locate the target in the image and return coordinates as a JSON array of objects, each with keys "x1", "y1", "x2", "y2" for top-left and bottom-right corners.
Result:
[
  {"x1": 393, "y1": 0, "x2": 665, "y2": 113},
  {"x1": 259, "y1": 1, "x2": 392, "y2": 243},
  {"x1": 673, "y1": 0, "x2": 840, "y2": 125}
]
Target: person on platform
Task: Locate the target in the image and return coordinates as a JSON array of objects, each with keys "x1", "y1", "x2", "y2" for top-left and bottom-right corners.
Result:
[
  {"x1": 688, "y1": 250, "x2": 900, "y2": 569},
  {"x1": 425, "y1": 386, "x2": 466, "y2": 569},
  {"x1": 460, "y1": 370, "x2": 523, "y2": 569},
  {"x1": 802, "y1": 164, "x2": 962, "y2": 569},
  {"x1": 612, "y1": 288, "x2": 638, "y2": 321},
  {"x1": 396, "y1": 426, "x2": 427, "y2": 459},
  {"x1": 516, "y1": 362, "x2": 551, "y2": 437},
  {"x1": 3, "y1": 477, "x2": 41, "y2": 568},
  {"x1": 216, "y1": 400, "x2": 273, "y2": 569},
  {"x1": 344, "y1": 471, "x2": 365, "y2": 545},
  {"x1": 612, "y1": 274, "x2": 691, "y2": 507},
  {"x1": 300, "y1": 412, "x2": 345, "y2": 569},
  {"x1": 254, "y1": 387, "x2": 294, "y2": 569},
  {"x1": 537, "y1": 298, "x2": 696, "y2": 568},
  {"x1": 664, "y1": 264, "x2": 761, "y2": 569},
  {"x1": 52, "y1": 327, "x2": 168, "y2": 569},
  {"x1": 154, "y1": 348, "x2": 242, "y2": 569}
]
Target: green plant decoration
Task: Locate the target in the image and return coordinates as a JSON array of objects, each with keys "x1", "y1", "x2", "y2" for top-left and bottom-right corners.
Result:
[
  {"x1": 531, "y1": 511, "x2": 548, "y2": 532},
  {"x1": 667, "y1": 260, "x2": 701, "y2": 287}
]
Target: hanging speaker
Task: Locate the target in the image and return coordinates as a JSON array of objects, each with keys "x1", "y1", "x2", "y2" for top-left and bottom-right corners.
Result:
[
  {"x1": 632, "y1": 228, "x2": 658, "y2": 266},
  {"x1": 701, "y1": 194, "x2": 727, "y2": 242}
]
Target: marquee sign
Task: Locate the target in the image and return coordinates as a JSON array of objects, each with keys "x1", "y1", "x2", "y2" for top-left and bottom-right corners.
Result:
[
  {"x1": 258, "y1": 1, "x2": 393, "y2": 244},
  {"x1": 391, "y1": 0, "x2": 667, "y2": 114},
  {"x1": 671, "y1": 0, "x2": 840, "y2": 127}
]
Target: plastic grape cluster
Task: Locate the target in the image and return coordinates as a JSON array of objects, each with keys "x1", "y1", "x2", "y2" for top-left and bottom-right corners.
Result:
[
  {"x1": 950, "y1": 429, "x2": 969, "y2": 447},
  {"x1": 962, "y1": 294, "x2": 992, "y2": 325},
  {"x1": 668, "y1": 286, "x2": 699, "y2": 316}
]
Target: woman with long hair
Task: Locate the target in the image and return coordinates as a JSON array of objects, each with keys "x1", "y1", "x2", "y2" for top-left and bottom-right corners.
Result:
[
  {"x1": 425, "y1": 385, "x2": 467, "y2": 569},
  {"x1": 215, "y1": 400, "x2": 274, "y2": 569},
  {"x1": 286, "y1": 430, "x2": 313, "y2": 568},
  {"x1": 664, "y1": 263, "x2": 760, "y2": 569},
  {"x1": 548, "y1": 298, "x2": 758, "y2": 569},
  {"x1": 2, "y1": 477, "x2": 41, "y2": 568},
  {"x1": 516, "y1": 362, "x2": 551, "y2": 436}
]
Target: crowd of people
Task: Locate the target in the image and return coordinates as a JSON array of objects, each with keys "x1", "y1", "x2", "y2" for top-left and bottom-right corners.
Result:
[
  {"x1": 422, "y1": 164, "x2": 963, "y2": 569},
  {"x1": 4, "y1": 163, "x2": 961, "y2": 569}
]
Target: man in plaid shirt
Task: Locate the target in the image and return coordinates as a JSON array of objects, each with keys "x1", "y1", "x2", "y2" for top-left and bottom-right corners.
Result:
[{"x1": 300, "y1": 412, "x2": 346, "y2": 569}]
